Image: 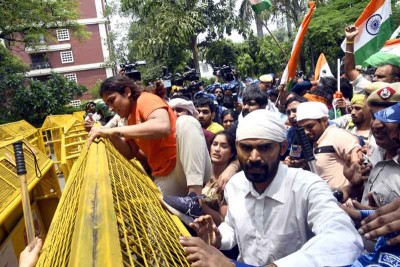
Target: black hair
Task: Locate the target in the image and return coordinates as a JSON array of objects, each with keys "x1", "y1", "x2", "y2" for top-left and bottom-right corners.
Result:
[
  {"x1": 210, "y1": 130, "x2": 237, "y2": 161},
  {"x1": 319, "y1": 76, "x2": 337, "y2": 93},
  {"x1": 194, "y1": 97, "x2": 217, "y2": 113},
  {"x1": 221, "y1": 108, "x2": 238, "y2": 122},
  {"x1": 310, "y1": 85, "x2": 333, "y2": 105},
  {"x1": 340, "y1": 78, "x2": 353, "y2": 100},
  {"x1": 222, "y1": 95, "x2": 235, "y2": 109},
  {"x1": 285, "y1": 95, "x2": 308, "y2": 109},
  {"x1": 242, "y1": 87, "x2": 269, "y2": 108},
  {"x1": 100, "y1": 75, "x2": 141, "y2": 101}
]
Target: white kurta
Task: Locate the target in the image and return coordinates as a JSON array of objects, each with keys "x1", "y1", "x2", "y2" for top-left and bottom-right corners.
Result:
[{"x1": 219, "y1": 163, "x2": 363, "y2": 267}]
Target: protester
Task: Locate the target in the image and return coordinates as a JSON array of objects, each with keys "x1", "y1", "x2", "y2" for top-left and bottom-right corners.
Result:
[
  {"x1": 202, "y1": 131, "x2": 236, "y2": 226},
  {"x1": 87, "y1": 75, "x2": 211, "y2": 223},
  {"x1": 168, "y1": 97, "x2": 214, "y2": 150},
  {"x1": 296, "y1": 101, "x2": 361, "y2": 188},
  {"x1": 344, "y1": 25, "x2": 400, "y2": 94},
  {"x1": 184, "y1": 109, "x2": 362, "y2": 266},
  {"x1": 333, "y1": 94, "x2": 372, "y2": 143},
  {"x1": 283, "y1": 94, "x2": 308, "y2": 167},
  {"x1": 194, "y1": 97, "x2": 225, "y2": 134},
  {"x1": 220, "y1": 109, "x2": 238, "y2": 130}
]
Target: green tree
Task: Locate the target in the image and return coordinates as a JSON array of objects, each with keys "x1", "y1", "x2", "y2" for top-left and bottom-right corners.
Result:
[
  {"x1": 204, "y1": 39, "x2": 239, "y2": 66},
  {"x1": 256, "y1": 36, "x2": 290, "y2": 75},
  {"x1": 120, "y1": 0, "x2": 238, "y2": 71},
  {"x1": 236, "y1": 53, "x2": 255, "y2": 77},
  {"x1": 11, "y1": 73, "x2": 86, "y2": 125},
  {"x1": 0, "y1": 0, "x2": 89, "y2": 46}
]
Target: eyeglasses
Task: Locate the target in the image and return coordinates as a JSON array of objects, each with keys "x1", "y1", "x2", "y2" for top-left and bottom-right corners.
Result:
[{"x1": 286, "y1": 108, "x2": 297, "y2": 115}]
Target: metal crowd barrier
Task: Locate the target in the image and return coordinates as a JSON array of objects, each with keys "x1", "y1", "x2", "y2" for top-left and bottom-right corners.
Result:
[
  {"x1": 0, "y1": 120, "x2": 46, "y2": 153},
  {"x1": 40, "y1": 115, "x2": 87, "y2": 180},
  {"x1": 36, "y1": 138, "x2": 191, "y2": 266},
  {"x1": 0, "y1": 137, "x2": 61, "y2": 266}
]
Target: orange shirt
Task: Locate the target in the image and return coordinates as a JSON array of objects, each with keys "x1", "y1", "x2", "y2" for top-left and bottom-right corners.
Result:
[{"x1": 127, "y1": 92, "x2": 177, "y2": 176}]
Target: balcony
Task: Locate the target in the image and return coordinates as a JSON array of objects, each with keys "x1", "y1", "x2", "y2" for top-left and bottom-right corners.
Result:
[{"x1": 30, "y1": 62, "x2": 51, "y2": 70}]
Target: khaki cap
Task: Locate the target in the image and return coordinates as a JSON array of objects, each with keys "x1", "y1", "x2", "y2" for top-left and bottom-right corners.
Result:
[
  {"x1": 259, "y1": 74, "x2": 273, "y2": 83},
  {"x1": 367, "y1": 82, "x2": 400, "y2": 106},
  {"x1": 365, "y1": 82, "x2": 390, "y2": 95}
]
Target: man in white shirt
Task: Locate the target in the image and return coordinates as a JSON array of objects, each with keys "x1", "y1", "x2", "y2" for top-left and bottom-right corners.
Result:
[{"x1": 181, "y1": 109, "x2": 363, "y2": 267}]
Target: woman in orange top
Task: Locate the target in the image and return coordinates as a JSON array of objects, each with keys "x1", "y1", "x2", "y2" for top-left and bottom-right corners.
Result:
[{"x1": 88, "y1": 76, "x2": 211, "y2": 222}]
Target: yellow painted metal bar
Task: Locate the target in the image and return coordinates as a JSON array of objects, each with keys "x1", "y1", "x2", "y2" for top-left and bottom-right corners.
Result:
[
  {"x1": 69, "y1": 140, "x2": 123, "y2": 266},
  {"x1": 36, "y1": 138, "x2": 191, "y2": 266}
]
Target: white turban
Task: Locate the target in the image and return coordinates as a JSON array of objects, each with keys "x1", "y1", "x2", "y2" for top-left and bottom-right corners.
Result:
[
  {"x1": 168, "y1": 98, "x2": 199, "y2": 117},
  {"x1": 236, "y1": 109, "x2": 286, "y2": 142},
  {"x1": 296, "y1": 102, "x2": 329, "y2": 122}
]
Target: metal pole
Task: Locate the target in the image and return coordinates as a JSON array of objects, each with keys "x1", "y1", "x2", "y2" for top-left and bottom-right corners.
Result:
[
  {"x1": 337, "y1": 58, "x2": 341, "y2": 92},
  {"x1": 261, "y1": 20, "x2": 288, "y2": 58},
  {"x1": 13, "y1": 141, "x2": 35, "y2": 247}
]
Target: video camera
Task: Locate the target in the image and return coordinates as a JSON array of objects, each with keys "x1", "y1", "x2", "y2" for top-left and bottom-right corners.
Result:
[
  {"x1": 212, "y1": 64, "x2": 235, "y2": 82},
  {"x1": 120, "y1": 60, "x2": 147, "y2": 81},
  {"x1": 183, "y1": 66, "x2": 200, "y2": 82}
]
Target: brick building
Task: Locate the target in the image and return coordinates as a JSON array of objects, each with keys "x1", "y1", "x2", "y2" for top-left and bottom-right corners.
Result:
[{"x1": 10, "y1": 0, "x2": 114, "y2": 98}]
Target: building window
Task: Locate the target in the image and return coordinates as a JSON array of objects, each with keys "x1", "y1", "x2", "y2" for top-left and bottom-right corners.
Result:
[
  {"x1": 64, "y1": 73, "x2": 77, "y2": 83},
  {"x1": 60, "y1": 51, "x2": 74, "y2": 64},
  {"x1": 57, "y1": 29, "x2": 70, "y2": 41}
]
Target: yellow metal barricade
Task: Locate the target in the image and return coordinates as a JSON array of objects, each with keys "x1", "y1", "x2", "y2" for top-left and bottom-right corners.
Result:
[
  {"x1": 0, "y1": 120, "x2": 45, "y2": 153},
  {"x1": 0, "y1": 138, "x2": 61, "y2": 265},
  {"x1": 40, "y1": 115, "x2": 87, "y2": 180},
  {"x1": 36, "y1": 138, "x2": 190, "y2": 267},
  {"x1": 73, "y1": 111, "x2": 85, "y2": 122}
]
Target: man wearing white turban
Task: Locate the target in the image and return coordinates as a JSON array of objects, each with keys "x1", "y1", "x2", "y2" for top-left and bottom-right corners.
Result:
[
  {"x1": 181, "y1": 109, "x2": 363, "y2": 267},
  {"x1": 296, "y1": 101, "x2": 361, "y2": 189}
]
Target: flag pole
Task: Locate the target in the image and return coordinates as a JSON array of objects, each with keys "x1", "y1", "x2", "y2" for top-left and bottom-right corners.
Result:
[
  {"x1": 261, "y1": 21, "x2": 288, "y2": 58},
  {"x1": 337, "y1": 58, "x2": 341, "y2": 92}
]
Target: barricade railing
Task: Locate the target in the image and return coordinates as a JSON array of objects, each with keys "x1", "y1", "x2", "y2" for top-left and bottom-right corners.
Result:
[
  {"x1": 0, "y1": 120, "x2": 46, "y2": 153},
  {"x1": 36, "y1": 138, "x2": 190, "y2": 267},
  {"x1": 0, "y1": 137, "x2": 61, "y2": 265},
  {"x1": 40, "y1": 115, "x2": 87, "y2": 180}
]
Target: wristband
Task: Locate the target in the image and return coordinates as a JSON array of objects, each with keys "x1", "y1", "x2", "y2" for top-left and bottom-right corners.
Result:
[
  {"x1": 230, "y1": 260, "x2": 261, "y2": 267},
  {"x1": 347, "y1": 41, "x2": 354, "y2": 44},
  {"x1": 345, "y1": 50, "x2": 354, "y2": 54}
]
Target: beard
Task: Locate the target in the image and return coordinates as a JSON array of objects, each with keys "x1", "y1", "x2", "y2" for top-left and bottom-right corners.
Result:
[
  {"x1": 242, "y1": 109, "x2": 250, "y2": 117},
  {"x1": 241, "y1": 154, "x2": 280, "y2": 184}
]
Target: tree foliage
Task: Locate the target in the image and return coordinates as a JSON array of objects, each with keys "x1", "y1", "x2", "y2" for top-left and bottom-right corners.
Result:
[
  {"x1": 120, "y1": 0, "x2": 238, "y2": 71},
  {"x1": 204, "y1": 39, "x2": 239, "y2": 66},
  {"x1": 3, "y1": 73, "x2": 86, "y2": 125},
  {"x1": 0, "y1": 0, "x2": 89, "y2": 46}
]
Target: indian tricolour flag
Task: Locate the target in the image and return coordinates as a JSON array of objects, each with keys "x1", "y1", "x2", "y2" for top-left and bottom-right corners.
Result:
[
  {"x1": 341, "y1": 0, "x2": 393, "y2": 66},
  {"x1": 314, "y1": 53, "x2": 333, "y2": 81},
  {"x1": 364, "y1": 38, "x2": 400, "y2": 67},
  {"x1": 281, "y1": 1, "x2": 316, "y2": 85},
  {"x1": 249, "y1": 0, "x2": 272, "y2": 14}
]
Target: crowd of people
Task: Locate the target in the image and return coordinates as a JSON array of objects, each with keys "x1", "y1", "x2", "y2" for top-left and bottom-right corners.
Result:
[{"x1": 20, "y1": 25, "x2": 400, "y2": 267}]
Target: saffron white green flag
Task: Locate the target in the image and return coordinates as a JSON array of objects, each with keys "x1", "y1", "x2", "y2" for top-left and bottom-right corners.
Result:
[
  {"x1": 340, "y1": 0, "x2": 393, "y2": 66},
  {"x1": 249, "y1": 0, "x2": 271, "y2": 14},
  {"x1": 364, "y1": 38, "x2": 400, "y2": 67},
  {"x1": 314, "y1": 53, "x2": 333, "y2": 81}
]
